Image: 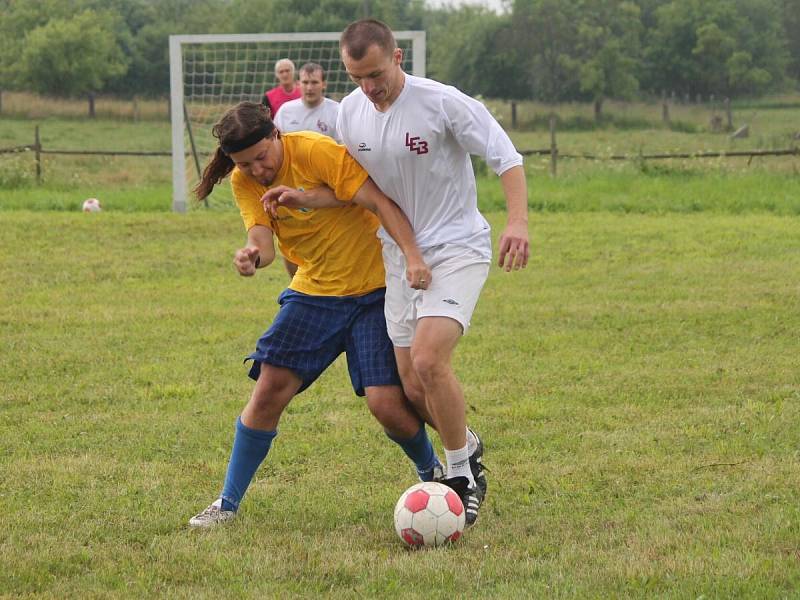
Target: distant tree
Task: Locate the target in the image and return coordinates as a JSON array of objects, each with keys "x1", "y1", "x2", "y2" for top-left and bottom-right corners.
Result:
[
  {"x1": 427, "y1": 7, "x2": 527, "y2": 98},
  {"x1": 227, "y1": 0, "x2": 423, "y2": 32},
  {"x1": 633, "y1": 0, "x2": 670, "y2": 29},
  {"x1": 18, "y1": 10, "x2": 129, "y2": 116},
  {"x1": 511, "y1": 0, "x2": 582, "y2": 103},
  {"x1": 0, "y1": 0, "x2": 73, "y2": 99},
  {"x1": 642, "y1": 0, "x2": 788, "y2": 97},
  {"x1": 782, "y1": 0, "x2": 800, "y2": 83},
  {"x1": 574, "y1": 0, "x2": 642, "y2": 121},
  {"x1": 730, "y1": 0, "x2": 790, "y2": 93},
  {"x1": 229, "y1": 0, "x2": 354, "y2": 33},
  {"x1": 111, "y1": 0, "x2": 228, "y2": 97}
]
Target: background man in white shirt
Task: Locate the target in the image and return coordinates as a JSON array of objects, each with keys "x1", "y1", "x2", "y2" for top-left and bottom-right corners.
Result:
[
  {"x1": 274, "y1": 63, "x2": 340, "y2": 142},
  {"x1": 273, "y1": 63, "x2": 342, "y2": 277},
  {"x1": 337, "y1": 18, "x2": 530, "y2": 527}
]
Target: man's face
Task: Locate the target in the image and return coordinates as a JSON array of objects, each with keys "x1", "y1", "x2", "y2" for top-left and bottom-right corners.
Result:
[
  {"x1": 299, "y1": 69, "x2": 326, "y2": 107},
  {"x1": 229, "y1": 135, "x2": 283, "y2": 187},
  {"x1": 342, "y1": 44, "x2": 404, "y2": 111},
  {"x1": 276, "y1": 64, "x2": 295, "y2": 87}
]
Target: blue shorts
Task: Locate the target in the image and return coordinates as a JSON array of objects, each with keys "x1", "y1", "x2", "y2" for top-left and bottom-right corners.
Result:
[{"x1": 246, "y1": 288, "x2": 401, "y2": 396}]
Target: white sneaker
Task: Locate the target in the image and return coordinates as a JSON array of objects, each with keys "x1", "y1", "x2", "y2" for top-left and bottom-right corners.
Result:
[{"x1": 188, "y1": 498, "x2": 236, "y2": 528}]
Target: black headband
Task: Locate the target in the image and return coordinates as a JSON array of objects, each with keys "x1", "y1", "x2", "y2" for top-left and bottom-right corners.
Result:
[{"x1": 220, "y1": 124, "x2": 272, "y2": 155}]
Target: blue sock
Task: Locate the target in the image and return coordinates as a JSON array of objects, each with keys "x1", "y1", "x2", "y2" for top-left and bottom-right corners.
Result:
[
  {"x1": 220, "y1": 417, "x2": 277, "y2": 511},
  {"x1": 386, "y1": 425, "x2": 441, "y2": 481}
]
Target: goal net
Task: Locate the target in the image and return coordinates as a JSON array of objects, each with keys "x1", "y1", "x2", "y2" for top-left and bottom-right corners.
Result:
[{"x1": 169, "y1": 32, "x2": 426, "y2": 212}]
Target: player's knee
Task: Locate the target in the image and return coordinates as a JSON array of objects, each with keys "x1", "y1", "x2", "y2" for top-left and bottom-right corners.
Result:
[
  {"x1": 402, "y1": 381, "x2": 425, "y2": 409},
  {"x1": 411, "y1": 350, "x2": 448, "y2": 386},
  {"x1": 248, "y1": 369, "x2": 297, "y2": 418},
  {"x1": 366, "y1": 387, "x2": 415, "y2": 431},
  {"x1": 365, "y1": 387, "x2": 398, "y2": 420}
]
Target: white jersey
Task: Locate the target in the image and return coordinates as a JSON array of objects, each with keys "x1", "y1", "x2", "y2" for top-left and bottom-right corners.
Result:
[
  {"x1": 337, "y1": 74, "x2": 522, "y2": 258},
  {"x1": 274, "y1": 97, "x2": 340, "y2": 142}
]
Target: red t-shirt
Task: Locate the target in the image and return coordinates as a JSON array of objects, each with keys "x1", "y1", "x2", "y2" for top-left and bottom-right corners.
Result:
[{"x1": 265, "y1": 85, "x2": 301, "y2": 117}]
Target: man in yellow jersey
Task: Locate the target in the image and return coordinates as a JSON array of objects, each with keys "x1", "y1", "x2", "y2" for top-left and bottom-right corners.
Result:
[{"x1": 188, "y1": 101, "x2": 442, "y2": 527}]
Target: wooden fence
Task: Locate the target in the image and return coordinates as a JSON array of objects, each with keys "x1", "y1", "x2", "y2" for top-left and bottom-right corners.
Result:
[{"x1": 1, "y1": 124, "x2": 797, "y2": 183}]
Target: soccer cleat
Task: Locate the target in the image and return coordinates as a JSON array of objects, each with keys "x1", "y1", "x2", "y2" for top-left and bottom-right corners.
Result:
[
  {"x1": 468, "y1": 428, "x2": 488, "y2": 502},
  {"x1": 188, "y1": 498, "x2": 236, "y2": 528},
  {"x1": 418, "y1": 461, "x2": 446, "y2": 483},
  {"x1": 441, "y1": 476, "x2": 482, "y2": 527}
]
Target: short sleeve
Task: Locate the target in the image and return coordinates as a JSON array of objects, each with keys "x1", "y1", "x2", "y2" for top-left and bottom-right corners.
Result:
[
  {"x1": 441, "y1": 88, "x2": 523, "y2": 176},
  {"x1": 231, "y1": 168, "x2": 272, "y2": 231},
  {"x1": 304, "y1": 136, "x2": 369, "y2": 202}
]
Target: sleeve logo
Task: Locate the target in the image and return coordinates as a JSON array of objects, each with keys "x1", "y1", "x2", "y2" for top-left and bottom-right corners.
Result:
[{"x1": 405, "y1": 132, "x2": 429, "y2": 155}]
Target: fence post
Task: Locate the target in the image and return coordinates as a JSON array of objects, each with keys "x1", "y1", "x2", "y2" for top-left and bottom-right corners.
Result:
[
  {"x1": 724, "y1": 98, "x2": 733, "y2": 131},
  {"x1": 661, "y1": 91, "x2": 670, "y2": 125},
  {"x1": 549, "y1": 114, "x2": 558, "y2": 177},
  {"x1": 511, "y1": 101, "x2": 517, "y2": 130},
  {"x1": 34, "y1": 125, "x2": 42, "y2": 184}
]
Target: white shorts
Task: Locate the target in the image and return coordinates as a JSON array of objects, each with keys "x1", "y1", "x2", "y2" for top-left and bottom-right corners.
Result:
[{"x1": 382, "y1": 243, "x2": 490, "y2": 347}]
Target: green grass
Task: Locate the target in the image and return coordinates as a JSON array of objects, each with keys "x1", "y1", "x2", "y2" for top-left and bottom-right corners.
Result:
[
  {"x1": 2, "y1": 210, "x2": 799, "y2": 597},
  {"x1": 0, "y1": 117, "x2": 172, "y2": 209},
  {"x1": 476, "y1": 168, "x2": 800, "y2": 214},
  {"x1": 1, "y1": 105, "x2": 799, "y2": 595}
]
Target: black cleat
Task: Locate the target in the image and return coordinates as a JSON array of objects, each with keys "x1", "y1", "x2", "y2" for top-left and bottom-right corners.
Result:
[
  {"x1": 468, "y1": 428, "x2": 487, "y2": 502},
  {"x1": 442, "y1": 476, "x2": 482, "y2": 527}
]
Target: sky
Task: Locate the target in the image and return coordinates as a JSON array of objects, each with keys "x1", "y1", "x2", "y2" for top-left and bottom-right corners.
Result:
[{"x1": 426, "y1": 0, "x2": 508, "y2": 13}]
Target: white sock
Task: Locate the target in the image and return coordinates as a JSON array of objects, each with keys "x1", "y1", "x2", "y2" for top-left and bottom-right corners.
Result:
[
  {"x1": 444, "y1": 445, "x2": 475, "y2": 486},
  {"x1": 466, "y1": 427, "x2": 478, "y2": 456}
]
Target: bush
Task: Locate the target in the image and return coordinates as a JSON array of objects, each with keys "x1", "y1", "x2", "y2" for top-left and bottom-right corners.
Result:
[{"x1": 0, "y1": 153, "x2": 36, "y2": 189}]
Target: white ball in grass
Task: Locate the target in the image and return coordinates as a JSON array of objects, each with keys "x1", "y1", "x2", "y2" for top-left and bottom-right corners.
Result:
[
  {"x1": 82, "y1": 198, "x2": 102, "y2": 212},
  {"x1": 394, "y1": 481, "x2": 465, "y2": 548}
]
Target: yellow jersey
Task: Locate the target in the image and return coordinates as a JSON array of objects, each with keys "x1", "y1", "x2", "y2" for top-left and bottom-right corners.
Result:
[{"x1": 231, "y1": 131, "x2": 385, "y2": 297}]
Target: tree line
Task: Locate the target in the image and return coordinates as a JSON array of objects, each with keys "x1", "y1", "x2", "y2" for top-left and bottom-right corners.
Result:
[{"x1": 1, "y1": 0, "x2": 798, "y2": 116}]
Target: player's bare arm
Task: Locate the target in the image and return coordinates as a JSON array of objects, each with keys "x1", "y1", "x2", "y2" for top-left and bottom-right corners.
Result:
[
  {"x1": 261, "y1": 184, "x2": 339, "y2": 218},
  {"x1": 497, "y1": 165, "x2": 530, "y2": 272},
  {"x1": 233, "y1": 224, "x2": 276, "y2": 276},
  {"x1": 352, "y1": 178, "x2": 431, "y2": 290}
]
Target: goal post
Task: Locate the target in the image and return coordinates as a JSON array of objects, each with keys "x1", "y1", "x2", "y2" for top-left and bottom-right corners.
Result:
[{"x1": 169, "y1": 31, "x2": 426, "y2": 213}]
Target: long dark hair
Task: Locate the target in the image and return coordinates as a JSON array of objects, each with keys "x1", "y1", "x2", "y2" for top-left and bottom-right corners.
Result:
[{"x1": 194, "y1": 101, "x2": 276, "y2": 201}]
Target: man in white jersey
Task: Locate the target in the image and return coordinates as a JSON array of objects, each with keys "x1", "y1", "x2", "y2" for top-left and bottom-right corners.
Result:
[
  {"x1": 336, "y1": 19, "x2": 530, "y2": 527},
  {"x1": 274, "y1": 63, "x2": 340, "y2": 142}
]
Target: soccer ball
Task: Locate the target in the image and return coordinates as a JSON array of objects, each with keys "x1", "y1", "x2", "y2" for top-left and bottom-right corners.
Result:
[
  {"x1": 393, "y1": 482, "x2": 465, "y2": 548},
  {"x1": 82, "y1": 198, "x2": 102, "y2": 212}
]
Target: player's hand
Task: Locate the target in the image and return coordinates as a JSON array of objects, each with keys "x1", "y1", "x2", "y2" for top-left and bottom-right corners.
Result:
[
  {"x1": 406, "y1": 257, "x2": 432, "y2": 290},
  {"x1": 497, "y1": 220, "x2": 530, "y2": 272},
  {"x1": 233, "y1": 246, "x2": 260, "y2": 276},
  {"x1": 262, "y1": 186, "x2": 303, "y2": 218}
]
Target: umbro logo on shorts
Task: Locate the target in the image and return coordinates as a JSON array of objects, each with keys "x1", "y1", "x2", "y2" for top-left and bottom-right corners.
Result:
[
  {"x1": 357, "y1": 142, "x2": 372, "y2": 152},
  {"x1": 442, "y1": 298, "x2": 460, "y2": 305}
]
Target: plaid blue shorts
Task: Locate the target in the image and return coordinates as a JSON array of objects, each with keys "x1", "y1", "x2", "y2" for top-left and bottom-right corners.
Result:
[{"x1": 246, "y1": 288, "x2": 400, "y2": 396}]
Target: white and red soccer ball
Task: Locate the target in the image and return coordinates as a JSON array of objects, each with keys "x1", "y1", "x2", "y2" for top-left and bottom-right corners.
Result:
[
  {"x1": 82, "y1": 198, "x2": 102, "y2": 212},
  {"x1": 394, "y1": 481, "x2": 465, "y2": 548}
]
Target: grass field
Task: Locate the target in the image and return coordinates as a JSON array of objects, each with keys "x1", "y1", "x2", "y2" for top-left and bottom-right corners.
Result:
[
  {"x1": 2, "y1": 208, "x2": 799, "y2": 597},
  {"x1": 1, "y1": 96, "x2": 799, "y2": 596}
]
